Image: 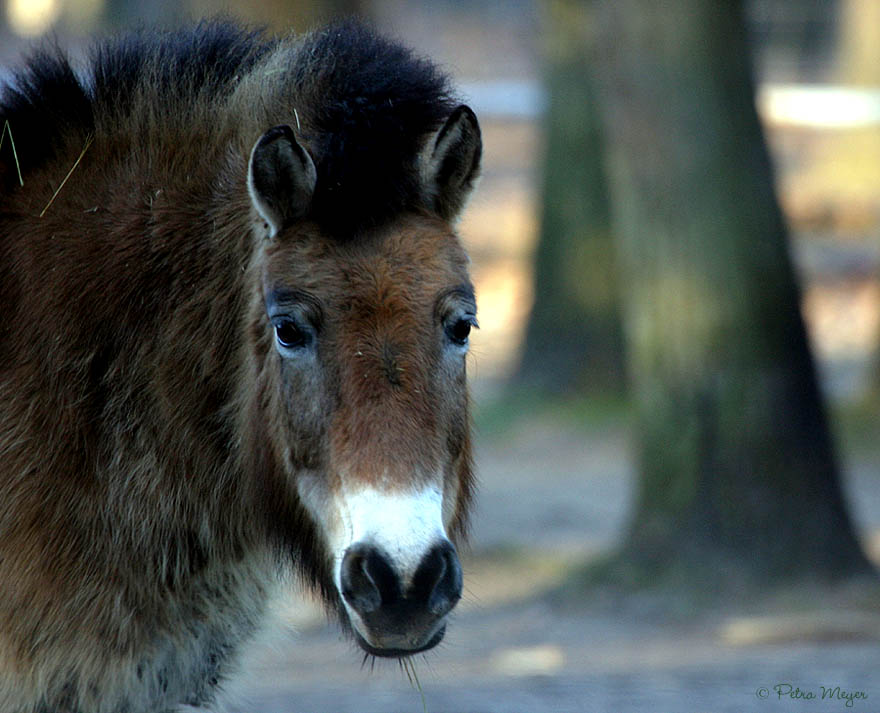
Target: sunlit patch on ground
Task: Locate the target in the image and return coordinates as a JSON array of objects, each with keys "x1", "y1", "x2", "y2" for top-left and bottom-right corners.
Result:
[
  {"x1": 720, "y1": 611, "x2": 880, "y2": 646},
  {"x1": 490, "y1": 644, "x2": 566, "y2": 677}
]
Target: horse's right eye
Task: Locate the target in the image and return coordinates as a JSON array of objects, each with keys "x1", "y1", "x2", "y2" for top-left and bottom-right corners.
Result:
[
  {"x1": 445, "y1": 315, "x2": 477, "y2": 347},
  {"x1": 446, "y1": 318, "x2": 472, "y2": 345},
  {"x1": 273, "y1": 318, "x2": 310, "y2": 350}
]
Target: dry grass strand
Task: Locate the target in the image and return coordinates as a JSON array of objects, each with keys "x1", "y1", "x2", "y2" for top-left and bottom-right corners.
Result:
[
  {"x1": 39, "y1": 134, "x2": 94, "y2": 218},
  {"x1": 1, "y1": 120, "x2": 24, "y2": 187}
]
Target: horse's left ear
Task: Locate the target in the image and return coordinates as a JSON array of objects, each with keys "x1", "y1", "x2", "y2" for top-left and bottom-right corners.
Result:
[
  {"x1": 248, "y1": 125, "x2": 317, "y2": 237},
  {"x1": 424, "y1": 105, "x2": 482, "y2": 222}
]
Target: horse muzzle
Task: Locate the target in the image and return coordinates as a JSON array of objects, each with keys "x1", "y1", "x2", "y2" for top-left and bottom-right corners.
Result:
[{"x1": 340, "y1": 539, "x2": 462, "y2": 657}]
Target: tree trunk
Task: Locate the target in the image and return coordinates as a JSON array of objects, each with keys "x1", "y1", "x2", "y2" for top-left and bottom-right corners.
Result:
[
  {"x1": 835, "y1": 0, "x2": 880, "y2": 398},
  {"x1": 516, "y1": 0, "x2": 625, "y2": 396},
  {"x1": 595, "y1": 0, "x2": 873, "y2": 583},
  {"x1": 837, "y1": 0, "x2": 880, "y2": 86}
]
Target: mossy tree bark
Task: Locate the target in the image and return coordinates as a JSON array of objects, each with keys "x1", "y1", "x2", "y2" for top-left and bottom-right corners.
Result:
[
  {"x1": 516, "y1": 0, "x2": 625, "y2": 396},
  {"x1": 595, "y1": 0, "x2": 873, "y2": 583},
  {"x1": 836, "y1": 0, "x2": 880, "y2": 399}
]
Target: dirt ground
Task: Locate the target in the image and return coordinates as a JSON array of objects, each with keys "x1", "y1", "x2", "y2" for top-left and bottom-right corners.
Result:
[{"x1": 212, "y1": 418, "x2": 880, "y2": 713}]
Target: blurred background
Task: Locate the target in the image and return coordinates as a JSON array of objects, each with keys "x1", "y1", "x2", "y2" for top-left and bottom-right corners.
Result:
[{"x1": 3, "y1": 1, "x2": 880, "y2": 711}]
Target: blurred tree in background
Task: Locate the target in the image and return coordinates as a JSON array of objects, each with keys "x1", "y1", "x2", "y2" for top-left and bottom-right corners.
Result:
[
  {"x1": 593, "y1": 0, "x2": 873, "y2": 585},
  {"x1": 835, "y1": 0, "x2": 880, "y2": 400},
  {"x1": 836, "y1": 0, "x2": 880, "y2": 86},
  {"x1": 515, "y1": 0, "x2": 625, "y2": 397}
]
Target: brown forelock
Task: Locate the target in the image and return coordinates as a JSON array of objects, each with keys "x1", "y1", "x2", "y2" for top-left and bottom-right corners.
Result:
[{"x1": 260, "y1": 213, "x2": 475, "y2": 503}]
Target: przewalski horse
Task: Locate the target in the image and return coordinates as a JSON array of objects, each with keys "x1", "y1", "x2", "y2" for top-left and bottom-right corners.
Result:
[{"x1": 0, "y1": 20, "x2": 481, "y2": 713}]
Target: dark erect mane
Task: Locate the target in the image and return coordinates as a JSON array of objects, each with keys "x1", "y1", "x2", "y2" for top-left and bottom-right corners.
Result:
[
  {"x1": 292, "y1": 22, "x2": 457, "y2": 235},
  {"x1": 0, "y1": 21, "x2": 272, "y2": 188},
  {"x1": 0, "y1": 20, "x2": 458, "y2": 236}
]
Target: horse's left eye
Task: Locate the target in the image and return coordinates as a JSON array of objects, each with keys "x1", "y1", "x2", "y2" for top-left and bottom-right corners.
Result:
[{"x1": 446, "y1": 317, "x2": 476, "y2": 346}]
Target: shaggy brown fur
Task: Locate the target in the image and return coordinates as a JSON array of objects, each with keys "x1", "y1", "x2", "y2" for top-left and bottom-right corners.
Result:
[{"x1": 0, "y1": 20, "x2": 480, "y2": 713}]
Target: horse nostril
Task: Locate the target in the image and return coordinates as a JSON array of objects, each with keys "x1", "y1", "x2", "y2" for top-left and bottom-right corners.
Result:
[
  {"x1": 341, "y1": 540, "x2": 462, "y2": 632},
  {"x1": 412, "y1": 541, "x2": 462, "y2": 617},
  {"x1": 340, "y1": 543, "x2": 401, "y2": 615}
]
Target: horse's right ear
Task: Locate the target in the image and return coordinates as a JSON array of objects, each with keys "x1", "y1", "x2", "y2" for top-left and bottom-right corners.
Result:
[
  {"x1": 424, "y1": 105, "x2": 482, "y2": 222},
  {"x1": 248, "y1": 125, "x2": 316, "y2": 237}
]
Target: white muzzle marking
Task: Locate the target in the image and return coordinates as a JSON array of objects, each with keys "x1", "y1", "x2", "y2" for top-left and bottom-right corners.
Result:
[
  {"x1": 326, "y1": 485, "x2": 449, "y2": 645},
  {"x1": 330, "y1": 485, "x2": 447, "y2": 592}
]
